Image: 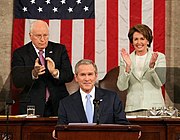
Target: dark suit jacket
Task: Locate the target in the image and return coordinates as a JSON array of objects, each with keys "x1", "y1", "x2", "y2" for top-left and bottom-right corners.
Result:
[
  {"x1": 57, "y1": 87, "x2": 129, "y2": 125},
  {"x1": 11, "y1": 41, "x2": 74, "y2": 116}
]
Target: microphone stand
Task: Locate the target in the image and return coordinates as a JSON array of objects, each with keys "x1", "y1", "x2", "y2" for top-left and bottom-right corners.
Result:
[
  {"x1": 5, "y1": 102, "x2": 10, "y2": 140},
  {"x1": 4, "y1": 99, "x2": 14, "y2": 140},
  {"x1": 93, "y1": 99, "x2": 102, "y2": 125}
]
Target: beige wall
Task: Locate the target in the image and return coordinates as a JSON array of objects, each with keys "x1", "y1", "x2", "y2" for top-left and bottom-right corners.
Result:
[
  {"x1": 166, "y1": 0, "x2": 180, "y2": 67},
  {"x1": 0, "y1": 0, "x2": 180, "y2": 109},
  {"x1": 165, "y1": 0, "x2": 180, "y2": 109},
  {"x1": 0, "y1": 0, "x2": 13, "y2": 84},
  {"x1": 0, "y1": 0, "x2": 13, "y2": 111}
]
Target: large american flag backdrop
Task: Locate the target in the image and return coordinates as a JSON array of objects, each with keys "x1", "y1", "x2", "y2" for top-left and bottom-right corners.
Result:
[{"x1": 12, "y1": 0, "x2": 165, "y2": 80}]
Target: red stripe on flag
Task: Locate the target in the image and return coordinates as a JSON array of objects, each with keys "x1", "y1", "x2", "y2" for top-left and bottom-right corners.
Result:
[
  {"x1": 153, "y1": 0, "x2": 165, "y2": 54},
  {"x1": 84, "y1": 19, "x2": 95, "y2": 61},
  {"x1": 107, "y1": 0, "x2": 118, "y2": 71},
  {"x1": 60, "y1": 20, "x2": 73, "y2": 61},
  {"x1": 12, "y1": 19, "x2": 25, "y2": 52},
  {"x1": 129, "y1": 0, "x2": 142, "y2": 53},
  {"x1": 153, "y1": 0, "x2": 166, "y2": 99},
  {"x1": 43, "y1": 20, "x2": 49, "y2": 25}
]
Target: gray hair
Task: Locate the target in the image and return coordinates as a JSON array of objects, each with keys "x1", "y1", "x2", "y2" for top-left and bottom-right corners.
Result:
[
  {"x1": 75, "y1": 59, "x2": 98, "y2": 75},
  {"x1": 29, "y1": 20, "x2": 49, "y2": 33}
]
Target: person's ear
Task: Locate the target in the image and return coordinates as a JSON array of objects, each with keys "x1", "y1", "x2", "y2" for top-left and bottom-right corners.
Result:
[{"x1": 74, "y1": 74, "x2": 78, "y2": 82}]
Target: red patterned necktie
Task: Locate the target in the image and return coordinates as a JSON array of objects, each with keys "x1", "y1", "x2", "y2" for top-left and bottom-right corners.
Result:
[
  {"x1": 38, "y1": 50, "x2": 45, "y2": 65},
  {"x1": 38, "y1": 50, "x2": 50, "y2": 102}
]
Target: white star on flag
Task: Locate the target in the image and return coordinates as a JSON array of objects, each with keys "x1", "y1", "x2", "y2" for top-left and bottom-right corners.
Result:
[
  {"x1": 84, "y1": 6, "x2": 89, "y2": 12},
  {"x1": 22, "y1": 7, "x2": 27, "y2": 12},
  {"x1": 68, "y1": 7, "x2": 73, "y2": 13},
  {"x1": 30, "y1": 0, "x2": 35, "y2": 4},
  {"x1": 52, "y1": 7, "x2": 58, "y2": 13},
  {"x1": 60, "y1": 0, "x2": 66, "y2": 5},
  {"x1": 76, "y1": 0, "x2": 81, "y2": 4},
  {"x1": 37, "y1": 7, "x2": 43, "y2": 12},
  {"x1": 45, "y1": 0, "x2": 51, "y2": 4}
]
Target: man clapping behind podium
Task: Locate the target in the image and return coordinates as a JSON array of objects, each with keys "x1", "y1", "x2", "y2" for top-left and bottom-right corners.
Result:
[
  {"x1": 57, "y1": 59, "x2": 129, "y2": 124},
  {"x1": 11, "y1": 20, "x2": 74, "y2": 117}
]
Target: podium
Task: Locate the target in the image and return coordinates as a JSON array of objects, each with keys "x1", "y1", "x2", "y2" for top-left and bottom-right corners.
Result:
[{"x1": 55, "y1": 124, "x2": 141, "y2": 140}]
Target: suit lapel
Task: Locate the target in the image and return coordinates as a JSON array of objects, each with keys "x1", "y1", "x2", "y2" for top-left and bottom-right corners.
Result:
[
  {"x1": 93, "y1": 87, "x2": 105, "y2": 123},
  {"x1": 27, "y1": 42, "x2": 38, "y2": 63},
  {"x1": 71, "y1": 91, "x2": 88, "y2": 123},
  {"x1": 130, "y1": 50, "x2": 152, "y2": 81},
  {"x1": 130, "y1": 52, "x2": 141, "y2": 81},
  {"x1": 142, "y1": 50, "x2": 152, "y2": 75},
  {"x1": 27, "y1": 41, "x2": 54, "y2": 63},
  {"x1": 45, "y1": 43, "x2": 54, "y2": 58},
  {"x1": 70, "y1": 88, "x2": 106, "y2": 123}
]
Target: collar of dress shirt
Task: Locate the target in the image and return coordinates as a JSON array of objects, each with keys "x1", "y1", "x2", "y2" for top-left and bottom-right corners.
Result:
[
  {"x1": 80, "y1": 86, "x2": 95, "y2": 111},
  {"x1": 32, "y1": 43, "x2": 45, "y2": 57}
]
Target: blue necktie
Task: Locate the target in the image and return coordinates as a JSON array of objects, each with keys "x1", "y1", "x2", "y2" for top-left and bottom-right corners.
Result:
[{"x1": 86, "y1": 94, "x2": 93, "y2": 123}]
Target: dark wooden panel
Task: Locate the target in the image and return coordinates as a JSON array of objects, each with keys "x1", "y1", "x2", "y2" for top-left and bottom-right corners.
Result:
[
  {"x1": 56, "y1": 124, "x2": 141, "y2": 140},
  {"x1": 21, "y1": 117, "x2": 57, "y2": 140},
  {"x1": 0, "y1": 117, "x2": 57, "y2": 140},
  {"x1": 129, "y1": 118, "x2": 166, "y2": 140},
  {"x1": 0, "y1": 117, "x2": 180, "y2": 140},
  {"x1": 166, "y1": 118, "x2": 180, "y2": 140},
  {"x1": 22, "y1": 126, "x2": 54, "y2": 140},
  {"x1": 0, "y1": 123, "x2": 21, "y2": 140}
]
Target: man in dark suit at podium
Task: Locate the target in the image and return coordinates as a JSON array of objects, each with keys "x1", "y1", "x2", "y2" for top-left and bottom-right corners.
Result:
[
  {"x1": 52, "y1": 59, "x2": 130, "y2": 139},
  {"x1": 57, "y1": 59, "x2": 129, "y2": 125},
  {"x1": 11, "y1": 20, "x2": 74, "y2": 117}
]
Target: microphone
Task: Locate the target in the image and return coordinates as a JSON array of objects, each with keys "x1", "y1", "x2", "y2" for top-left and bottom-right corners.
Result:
[
  {"x1": 93, "y1": 99, "x2": 103, "y2": 105},
  {"x1": 6, "y1": 99, "x2": 15, "y2": 105},
  {"x1": 93, "y1": 99, "x2": 103, "y2": 125}
]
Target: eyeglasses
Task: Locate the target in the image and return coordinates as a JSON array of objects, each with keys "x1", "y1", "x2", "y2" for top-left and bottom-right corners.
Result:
[{"x1": 31, "y1": 33, "x2": 49, "y2": 39}]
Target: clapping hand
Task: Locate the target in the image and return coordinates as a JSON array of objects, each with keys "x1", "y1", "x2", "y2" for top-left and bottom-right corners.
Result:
[
  {"x1": 32, "y1": 58, "x2": 46, "y2": 78},
  {"x1": 46, "y1": 57, "x2": 58, "y2": 77},
  {"x1": 121, "y1": 48, "x2": 132, "y2": 73},
  {"x1": 149, "y1": 52, "x2": 158, "y2": 68}
]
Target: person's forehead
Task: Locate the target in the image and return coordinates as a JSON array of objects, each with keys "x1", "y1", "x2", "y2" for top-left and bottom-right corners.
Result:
[
  {"x1": 78, "y1": 64, "x2": 94, "y2": 69},
  {"x1": 32, "y1": 23, "x2": 48, "y2": 31},
  {"x1": 78, "y1": 64, "x2": 95, "y2": 72}
]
